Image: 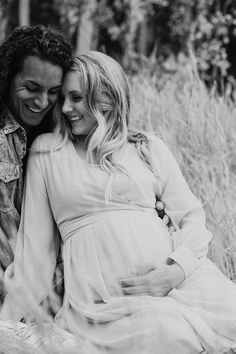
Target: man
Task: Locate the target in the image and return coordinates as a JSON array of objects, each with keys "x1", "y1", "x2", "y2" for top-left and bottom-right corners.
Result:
[{"x1": 0, "y1": 25, "x2": 73, "y2": 302}]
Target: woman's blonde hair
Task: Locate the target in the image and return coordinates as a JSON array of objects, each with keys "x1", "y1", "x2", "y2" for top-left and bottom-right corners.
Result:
[{"x1": 54, "y1": 51, "x2": 154, "y2": 175}]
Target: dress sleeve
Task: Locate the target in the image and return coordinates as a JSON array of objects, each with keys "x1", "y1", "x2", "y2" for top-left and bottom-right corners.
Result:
[
  {"x1": 151, "y1": 137, "x2": 212, "y2": 279},
  {"x1": 1, "y1": 147, "x2": 59, "y2": 321}
]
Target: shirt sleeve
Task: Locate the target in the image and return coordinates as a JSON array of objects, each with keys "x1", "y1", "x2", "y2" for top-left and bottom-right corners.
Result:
[
  {"x1": 150, "y1": 136, "x2": 212, "y2": 279},
  {"x1": 1, "y1": 147, "x2": 59, "y2": 321}
]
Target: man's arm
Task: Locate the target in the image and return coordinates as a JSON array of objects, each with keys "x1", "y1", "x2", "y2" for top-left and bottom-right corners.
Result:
[{"x1": 155, "y1": 200, "x2": 175, "y2": 234}]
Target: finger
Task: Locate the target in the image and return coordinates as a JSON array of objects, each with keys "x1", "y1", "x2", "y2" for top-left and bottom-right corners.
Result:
[
  {"x1": 162, "y1": 215, "x2": 170, "y2": 226},
  {"x1": 119, "y1": 274, "x2": 148, "y2": 287},
  {"x1": 155, "y1": 201, "x2": 165, "y2": 219},
  {"x1": 169, "y1": 225, "x2": 176, "y2": 234},
  {"x1": 155, "y1": 200, "x2": 164, "y2": 210},
  {"x1": 122, "y1": 285, "x2": 148, "y2": 296}
]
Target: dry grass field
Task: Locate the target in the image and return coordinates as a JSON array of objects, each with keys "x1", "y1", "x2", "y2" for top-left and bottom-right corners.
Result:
[{"x1": 130, "y1": 63, "x2": 236, "y2": 283}]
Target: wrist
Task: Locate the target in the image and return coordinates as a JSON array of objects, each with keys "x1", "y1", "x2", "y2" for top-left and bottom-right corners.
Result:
[{"x1": 168, "y1": 263, "x2": 185, "y2": 289}]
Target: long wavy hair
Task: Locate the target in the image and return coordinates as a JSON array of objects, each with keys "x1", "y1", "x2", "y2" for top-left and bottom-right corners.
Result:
[{"x1": 54, "y1": 51, "x2": 155, "y2": 175}]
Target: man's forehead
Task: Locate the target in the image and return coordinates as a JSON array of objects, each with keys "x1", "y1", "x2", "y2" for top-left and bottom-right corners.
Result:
[{"x1": 20, "y1": 55, "x2": 63, "y2": 84}]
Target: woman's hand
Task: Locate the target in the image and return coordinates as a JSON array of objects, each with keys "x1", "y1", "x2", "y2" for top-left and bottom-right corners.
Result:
[{"x1": 119, "y1": 263, "x2": 185, "y2": 297}]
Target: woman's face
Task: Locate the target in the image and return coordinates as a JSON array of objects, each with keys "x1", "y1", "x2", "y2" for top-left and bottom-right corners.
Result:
[{"x1": 61, "y1": 71, "x2": 97, "y2": 137}]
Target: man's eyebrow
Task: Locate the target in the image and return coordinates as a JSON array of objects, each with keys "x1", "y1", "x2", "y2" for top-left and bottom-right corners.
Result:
[
  {"x1": 25, "y1": 80, "x2": 62, "y2": 89},
  {"x1": 25, "y1": 80, "x2": 40, "y2": 86},
  {"x1": 50, "y1": 85, "x2": 62, "y2": 89}
]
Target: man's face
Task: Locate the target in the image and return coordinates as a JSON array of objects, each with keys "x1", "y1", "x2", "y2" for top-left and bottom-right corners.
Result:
[{"x1": 9, "y1": 55, "x2": 63, "y2": 128}]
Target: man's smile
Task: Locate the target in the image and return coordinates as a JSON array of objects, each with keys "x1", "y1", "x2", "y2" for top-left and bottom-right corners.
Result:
[{"x1": 25, "y1": 104, "x2": 45, "y2": 113}]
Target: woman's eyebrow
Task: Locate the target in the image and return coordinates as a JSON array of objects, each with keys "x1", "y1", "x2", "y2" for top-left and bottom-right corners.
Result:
[{"x1": 69, "y1": 90, "x2": 82, "y2": 94}]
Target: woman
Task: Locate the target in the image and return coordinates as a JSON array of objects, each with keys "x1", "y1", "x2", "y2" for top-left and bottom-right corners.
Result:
[{"x1": 1, "y1": 51, "x2": 236, "y2": 353}]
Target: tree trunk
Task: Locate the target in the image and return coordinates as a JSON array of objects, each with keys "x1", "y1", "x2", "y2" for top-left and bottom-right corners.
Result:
[
  {"x1": 122, "y1": 0, "x2": 144, "y2": 67},
  {"x1": 0, "y1": 2, "x2": 7, "y2": 43},
  {"x1": 0, "y1": 0, "x2": 13, "y2": 43},
  {"x1": 138, "y1": 21, "x2": 148, "y2": 56},
  {"x1": 75, "y1": 0, "x2": 96, "y2": 55},
  {"x1": 19, "y1": 0, "x2": 30, "y2": 27}
]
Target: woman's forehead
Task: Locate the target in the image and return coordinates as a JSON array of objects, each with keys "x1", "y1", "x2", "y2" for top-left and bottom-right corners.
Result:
[{"x1": 62, "y1": 71, "x2": 83, "y2": 94}]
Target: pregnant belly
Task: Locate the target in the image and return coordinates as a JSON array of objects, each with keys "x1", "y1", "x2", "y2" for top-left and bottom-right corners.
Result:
[{"x1": 64, "y1": 210, "x2": 174, "y2": 303}]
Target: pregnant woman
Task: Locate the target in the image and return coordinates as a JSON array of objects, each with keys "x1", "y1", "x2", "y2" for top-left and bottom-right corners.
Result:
[{"x1": 1, "y1": 51, "x2": 236, "y2": 354}]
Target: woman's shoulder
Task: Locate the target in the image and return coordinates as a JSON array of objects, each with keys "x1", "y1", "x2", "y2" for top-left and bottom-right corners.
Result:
[
  {"x1": 128, "y1": 130, "x2": 164, "y2": 146},
  {"x1": 30, "y1": 132, "x2": 65, "y2": 152},
  {"x1": 145, "y1": 133, "x2": 170, "y2": 153},
  {"x1": 128, "y1": 130, "x2": 171, "y2": 157},
  {"x1": 146, "y1": 133, "x2": 163, "y2": 144},
  {"x1": 144, "y1": 133, "x2": 177, "y2": 165}
]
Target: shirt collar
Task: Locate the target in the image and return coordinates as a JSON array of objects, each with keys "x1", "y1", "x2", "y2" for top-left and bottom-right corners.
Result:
[{"x1": 2, "y1": 105, "x2": 25, "y2": 135}]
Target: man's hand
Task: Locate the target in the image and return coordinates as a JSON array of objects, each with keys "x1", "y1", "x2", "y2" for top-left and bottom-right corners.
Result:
[
  {"x1": 119, "y1": 263, "x2": 185, "y2": 297},
  {"x1": 155, "y1": 200, "x2": 175, "y2": 234}
]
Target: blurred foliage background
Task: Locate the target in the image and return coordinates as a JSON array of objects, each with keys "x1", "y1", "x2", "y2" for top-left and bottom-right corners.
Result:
[{"x1": 1, "y1": 0, "x2": 236, "y2": 89}]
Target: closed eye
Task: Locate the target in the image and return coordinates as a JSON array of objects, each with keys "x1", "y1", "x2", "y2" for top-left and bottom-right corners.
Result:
[
  {"x1": 49, "y1": 87, "x2": 61, "y2": 95},
  {"x1": 26, "y1": 85, "x2": 38, "y2": 93},
  {"x1": 71, "y1": 95, "x2": 83, "y2": 102}
]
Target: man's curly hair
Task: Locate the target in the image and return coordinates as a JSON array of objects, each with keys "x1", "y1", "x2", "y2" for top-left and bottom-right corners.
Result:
[{"x1": 0, "y1": 25, "x2": 73, "y2": 128}]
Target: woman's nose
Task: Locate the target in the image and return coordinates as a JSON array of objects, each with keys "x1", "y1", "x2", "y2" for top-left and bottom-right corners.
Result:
[{"x1": 62, "y1": 100, "x2": 72, "y2": 114}]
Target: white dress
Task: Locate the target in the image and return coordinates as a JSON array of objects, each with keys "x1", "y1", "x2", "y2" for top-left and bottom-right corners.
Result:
[{"x1": 1, "y1": 133, "x2": 236, "y2": 354}]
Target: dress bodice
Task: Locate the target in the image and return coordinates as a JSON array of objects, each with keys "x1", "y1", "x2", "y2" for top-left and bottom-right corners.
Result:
[{"x1": 38, "y1": 139, "x2": 160, "y2": 242}]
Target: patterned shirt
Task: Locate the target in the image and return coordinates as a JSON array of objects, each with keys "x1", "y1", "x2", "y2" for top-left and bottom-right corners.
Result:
[
  {"x1": 0, "y1": 105, "x2": 64, "y2": 307},
  {"x1": 0, "y1": 106, "x2": 27, "y2": 279}
]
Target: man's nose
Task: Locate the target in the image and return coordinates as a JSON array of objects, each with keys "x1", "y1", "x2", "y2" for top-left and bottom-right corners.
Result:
[{"x1": 34, "y1": 93, "x2": 49, "y2": 109}]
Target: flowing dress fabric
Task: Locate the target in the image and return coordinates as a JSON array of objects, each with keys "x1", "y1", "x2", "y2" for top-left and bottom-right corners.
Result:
[{"x1": 2, "y1": 134, "x2": 236, "y2": 354}]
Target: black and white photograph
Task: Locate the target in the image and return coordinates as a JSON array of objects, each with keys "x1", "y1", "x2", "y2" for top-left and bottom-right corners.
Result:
[{"x1": 0, "y1": 1, "x2": 236, "y2": 353}]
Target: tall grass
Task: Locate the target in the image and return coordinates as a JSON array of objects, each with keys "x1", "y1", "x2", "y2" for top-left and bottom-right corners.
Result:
[{"x1": 130, "y1": 62, "x2": 236, "y2": 282}]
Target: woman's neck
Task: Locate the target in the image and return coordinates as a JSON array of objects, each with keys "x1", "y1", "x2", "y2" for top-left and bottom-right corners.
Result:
[
  {"x1": 75, "y1": 135, "x2": 88, "y2": 147},
  {"x1": 73, "y1": 135, "x2": 89, "y2": 161}
]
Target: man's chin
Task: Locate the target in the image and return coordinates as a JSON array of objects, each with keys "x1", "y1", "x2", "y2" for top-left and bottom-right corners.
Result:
[
  {"x1": 23, "y1": 105, "x2": 51, "y2": 126},
  {"x1": 16, "y1": 115, "x2": 46, "y2": 129}
]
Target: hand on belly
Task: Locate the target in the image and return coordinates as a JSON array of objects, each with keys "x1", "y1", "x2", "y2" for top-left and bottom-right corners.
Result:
[{"x1": 119, "y1": 263, "x2": 185, "y2": 297}]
